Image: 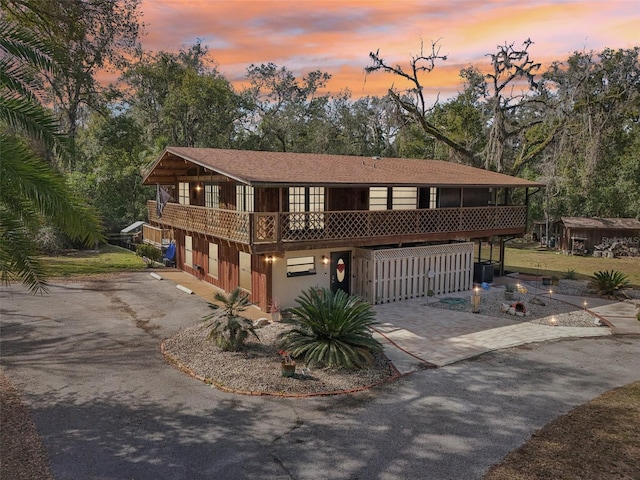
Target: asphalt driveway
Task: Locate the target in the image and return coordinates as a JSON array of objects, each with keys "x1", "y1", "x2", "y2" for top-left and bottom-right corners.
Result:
[{"x1": 1, "y1": 272, "x2": 639, "y2": 480}]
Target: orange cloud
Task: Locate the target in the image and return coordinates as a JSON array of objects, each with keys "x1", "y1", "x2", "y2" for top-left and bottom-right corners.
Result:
[{"x1": 128, "y1": 0, "x2": 639, "y2": 100}]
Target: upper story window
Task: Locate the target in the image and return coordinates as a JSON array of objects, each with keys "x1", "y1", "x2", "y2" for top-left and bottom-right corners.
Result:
[
  {"x1": 392, "y1": 187, "x2": 417, "y2": 210},
  {"x1": 429, "y1": 187, "x2": 437, "y2": 209},
  {"x1": 205, "y1": 184, "x2": 220, "y2": 208},
  {"x1": 236, "y1": 185, "x2": 254, "y2": 212},
  {"x1": 178, "y1": 182, "x2": 190, "y2": 205},
  {"x1": 369, "y1": 187, "x2": 388, "y2": 210},
  {"x1": 289, "y1": 186, "x2": 325, "y2": 230}
]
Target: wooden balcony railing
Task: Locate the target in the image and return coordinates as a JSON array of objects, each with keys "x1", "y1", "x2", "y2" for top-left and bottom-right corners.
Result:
[
  {"x1": 142, "y1": 224, "x2": 173, "y2": 247},
  {"x1": 148, "y1": 201, "x2": 250, "y2": 243},
  {"x1": 148, "y1": 201, "x2": 527, "y2": 246}
]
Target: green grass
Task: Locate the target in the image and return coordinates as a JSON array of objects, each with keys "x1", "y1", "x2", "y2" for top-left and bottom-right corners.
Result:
[
  {"x1": 497, "y1": 246, "x2": 640, "y2": 286},
  {"x1": 43, "y1": 244, "x2": 147, "y2": 277}
]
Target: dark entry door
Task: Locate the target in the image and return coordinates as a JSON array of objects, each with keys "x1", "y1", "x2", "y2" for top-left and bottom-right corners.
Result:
[{"x1": 330, "y1": 251, "x2": 351, "y2": 295}]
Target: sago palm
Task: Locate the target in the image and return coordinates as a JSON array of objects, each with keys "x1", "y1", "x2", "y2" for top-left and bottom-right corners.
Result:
[
  {"x1": 202, "y1": 288, "x2": 259, "y2": 351},
  {"x1": 278, "y1": 288, "x2": 383, "y2": 370},
  {"x1": 0, "y1": 18, "x2": 102, "y2": 292},
  {"x1": 588, "y1": 270, "x2": 631, "y2": 298}
]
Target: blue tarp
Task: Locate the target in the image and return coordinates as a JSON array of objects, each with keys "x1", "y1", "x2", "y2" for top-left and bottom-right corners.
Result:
[{"x1": 164, "y1": 242, "x2": 176, "y2": 261}]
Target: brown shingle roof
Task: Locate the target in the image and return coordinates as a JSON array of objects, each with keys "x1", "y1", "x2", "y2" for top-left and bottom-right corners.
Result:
[
  {"x1": 143, "y1": 147, "x2": 544, "y2": 188},
  {"x1": 561, "y1": 217, "x2": 640, "y2": 230}
]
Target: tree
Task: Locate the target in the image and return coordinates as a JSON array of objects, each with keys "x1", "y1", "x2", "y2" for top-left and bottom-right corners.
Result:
[
  {"x1": 481, "y1": 39, "x2": 556, "y2": 175},
  {"x1": 121, "y1": 42, "x2": 243, "y2": 148},
  {"x1": 540, "y1": 47, "x2": 640, "y2": 218},
  {"x1": 366, "y1": 39, "x2": 478, "y2": 163},
  {"x1": 242, "y1": 63, "x2": 332, "y2": 152},
  {"x1": 326, "y1": 93, "x2": 401, "y2": 157},
  {"x1": 0, "y1": 18, "x2": 103, "y2": 292},
  {"x1": 71, "y1": 112, "x2": 152, "y2": 231},
  {"x1": 367, "y1": 39, "x2": 555, "y2": 176},
  {"x1": 162, "y1": 68, "x2": 240, "y2": 147},
  {"x1": 1, "y1": 0, "x2": 142, "y2": 154}
]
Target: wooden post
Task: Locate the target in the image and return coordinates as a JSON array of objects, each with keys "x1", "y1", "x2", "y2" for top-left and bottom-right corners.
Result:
[{"x1": 499, "y1": 237, "x2": 506, "y2": 277}]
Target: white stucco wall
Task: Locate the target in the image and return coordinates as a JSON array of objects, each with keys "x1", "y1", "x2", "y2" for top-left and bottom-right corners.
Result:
[{"x1": 271, "y1": 248, "x2": 352, "y2": 308}]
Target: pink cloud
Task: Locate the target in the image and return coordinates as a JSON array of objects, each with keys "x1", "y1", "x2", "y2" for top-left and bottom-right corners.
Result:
[{"x1": 130, "y1": 0, "x2": 638, "y2": 100}]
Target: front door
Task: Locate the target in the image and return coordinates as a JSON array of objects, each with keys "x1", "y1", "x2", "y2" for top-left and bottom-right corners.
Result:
[{"x1": 330, "y1": 251, "x2": 351, "y2": 295}]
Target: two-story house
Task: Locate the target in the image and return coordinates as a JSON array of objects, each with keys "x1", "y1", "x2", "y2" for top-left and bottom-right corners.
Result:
[{"x1": 142, "y1": 148, "x2": 543, "y2": 311}]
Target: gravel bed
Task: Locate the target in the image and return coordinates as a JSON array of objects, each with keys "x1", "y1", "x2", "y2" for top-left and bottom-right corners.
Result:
[
  {"x1": 425, "y1": 281, "x2": 611, "y2": 327},
  {"x1": 162, "y1": 322, "x2": 396, "y2": 396},
  {"x1": 164, "y1": 279, "x2": 638, "y2": 395}
]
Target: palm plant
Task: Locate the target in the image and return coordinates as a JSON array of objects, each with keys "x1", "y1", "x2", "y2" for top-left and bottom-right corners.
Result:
[
  {"x1": 564, "y1": 268, "x2": 578, "y2": 280},
  {"x1": 588, "y1": 270, "x2": 631, "y2": 298},
  {"x1": 203, "y1": 288, "x2": 259, "y2": 351},
  {"x1": 278, "y1": 287, "x2": 383, "y2": 370},
  {"x1": 0, "y1": 18, "x2": 102, "y2": 292}
]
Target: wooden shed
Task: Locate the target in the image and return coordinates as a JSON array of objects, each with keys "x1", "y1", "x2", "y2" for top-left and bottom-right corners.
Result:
[{"x1": 558, "y1": 217, "x2": 640, "y2": 255}]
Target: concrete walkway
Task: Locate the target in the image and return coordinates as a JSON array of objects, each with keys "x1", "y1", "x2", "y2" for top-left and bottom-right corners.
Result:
[
  {"x1": 374, "y1": 282, "x2": 640, "y2": 374},
  {"x1": 151, "y1": 268, "x2": 639, "y2": 375}
]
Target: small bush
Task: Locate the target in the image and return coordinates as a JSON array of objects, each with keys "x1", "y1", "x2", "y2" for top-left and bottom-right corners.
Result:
[
  {"x1": 588, "y1": 270, "x2": 631, "y2": 298},
  {"x1": 203, "y1": 288, "x2": 258, "y2": 351},
  {"x1": 135, "y1": 244, "x2": 162, "y2": 262},
  {"x1": 278, "y1": 288, "x2": 382, "y2": 370},
  {"x1": 564, "y1": 268, "x2": 578, "y2": 280}
]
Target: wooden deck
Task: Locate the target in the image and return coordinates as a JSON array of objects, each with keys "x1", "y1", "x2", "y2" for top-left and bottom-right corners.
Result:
[{"x1": 148, "y1": 201, "x2": 527, "y2": 250}]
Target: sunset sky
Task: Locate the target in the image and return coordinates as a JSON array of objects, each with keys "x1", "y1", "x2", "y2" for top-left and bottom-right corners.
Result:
[{"x1": 138, "y1": 0, "x2": 639, "y2": 101}]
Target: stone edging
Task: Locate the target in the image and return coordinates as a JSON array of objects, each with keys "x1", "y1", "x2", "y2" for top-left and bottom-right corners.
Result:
[{"x1": 160, "y1": 339, "x2": 403, "y2": 398}]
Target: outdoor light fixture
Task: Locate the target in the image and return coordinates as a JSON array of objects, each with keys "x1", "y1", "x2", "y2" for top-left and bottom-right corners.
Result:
[
  {"x1": 549, "y1": 316, "x2": 558, "y2": 327},
  {"x1": 265, "y1": 255, "x2": 274, "y2": 264},
  {"x1": 321, "y1": 255, "x2": 329, "y2": 265},
  {"x1": 471, "y1": 286, "x2": 481, "y2": 313}
]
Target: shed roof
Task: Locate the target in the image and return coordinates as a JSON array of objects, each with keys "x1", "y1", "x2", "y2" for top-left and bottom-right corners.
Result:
[
  {"x1": 143, "y1": 147, "x2": 544, "y2": 188},
  {"x1": 120, "y1": 220, "x2": 145, "y2": 233},
  {"x1": 561, "y1": 217, "x2": 640, "y2": 230}
]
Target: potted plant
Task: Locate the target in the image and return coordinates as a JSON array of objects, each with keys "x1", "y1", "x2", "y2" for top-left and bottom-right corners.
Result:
[
  {"x1": 504, "y1": 283, "x2": 516, "y2": 300},
  {"x1": 278, "y1": 350, "x2": 296, "y2": 377},
  {"x1": 269, "y1": 299, "x2": 281, "y2": 322}
]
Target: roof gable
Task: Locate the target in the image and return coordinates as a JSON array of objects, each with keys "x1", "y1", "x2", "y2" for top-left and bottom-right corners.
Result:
[{"x1": 143, "y1": 147, "x2": 544, "y2": 188}]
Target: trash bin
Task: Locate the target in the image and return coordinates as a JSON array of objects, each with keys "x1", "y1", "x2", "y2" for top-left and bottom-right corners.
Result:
[{"x1": 474, "y1": 262, "x2": 494, "y2": 284}]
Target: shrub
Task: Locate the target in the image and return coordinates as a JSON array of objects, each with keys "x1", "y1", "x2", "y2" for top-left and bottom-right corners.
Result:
[
  {"x1": 34, "y1": 225, "x2": 65, "y2": 255},
  {"x1": 563, "y1": 268, "x2": 578, "y2": 280},
  {"x1": 588, "y1": 270, "x2": 631, "y2": 298},
  {"x1": 203, "y1": 288, "x2": 258, "y2": 351},
  {"x1": 135, "y1": 243, "x2": 162, "y2": 262},
  {"x1": 278, "y1": 287, "x2": 382, "y2": 370}
]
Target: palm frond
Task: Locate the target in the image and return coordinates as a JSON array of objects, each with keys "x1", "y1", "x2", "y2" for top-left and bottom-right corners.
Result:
[
  {"x1": 0, "y1": 206, "x2": 48, "y2": 293},
  {"x1": 0, "y1": 134, "x2": 103, "y2": 246},
  {"x1": 278, "y1": 288, "x2": 382, "y2": 369}
]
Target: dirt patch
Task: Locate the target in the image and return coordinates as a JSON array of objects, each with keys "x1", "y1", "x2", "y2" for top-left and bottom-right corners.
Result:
[
  {"x1": 0, "y1": 373, "x2": 54, "y2": 480},
  {"x1": 484, "y1": 381, "x2": 640, "y2": 480}
]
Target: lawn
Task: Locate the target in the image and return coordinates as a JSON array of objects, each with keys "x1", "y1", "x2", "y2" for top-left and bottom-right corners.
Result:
[
  {"x1": 42, "y1": 244, "x2": 147, "y2": 277},
  {"x1": 484, "y1": 381, "x2": 640, "y2": 480},
  {"x1": 480, "y1": 242, "x2": 640, "y2": 286}
]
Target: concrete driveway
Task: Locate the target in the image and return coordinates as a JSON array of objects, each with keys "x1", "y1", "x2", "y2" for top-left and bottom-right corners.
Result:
[{"x1": 1, "y1": 272, "x2": 639, "y2": 480}]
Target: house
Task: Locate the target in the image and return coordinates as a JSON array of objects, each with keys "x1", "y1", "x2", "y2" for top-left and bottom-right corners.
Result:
[
  {"x1": 142, "y1": 148, "x2": 543, "y2": 311},
  {"x1": 557, "y1": 217, "x2": 640, "y2": 256}
]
